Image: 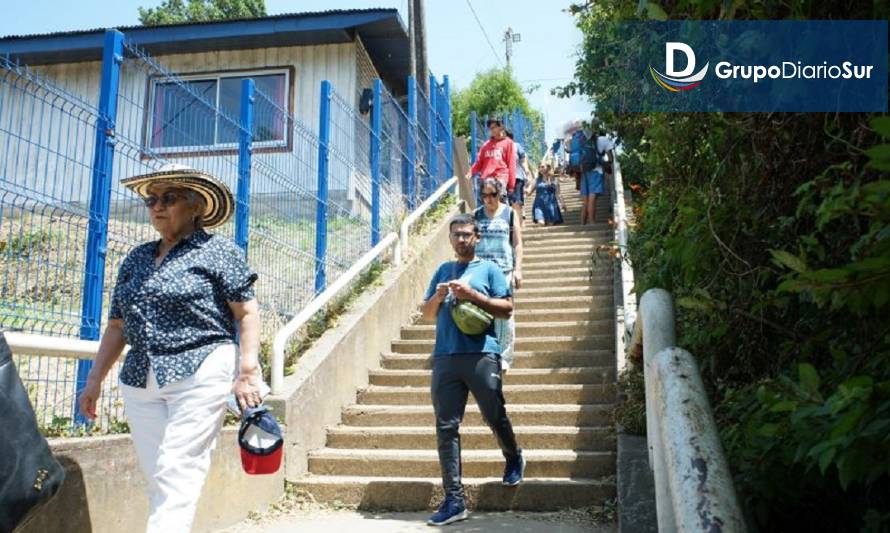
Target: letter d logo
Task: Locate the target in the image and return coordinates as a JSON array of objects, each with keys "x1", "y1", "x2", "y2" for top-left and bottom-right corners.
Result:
[
  {"x1": 666, "y1": 42, "x2": 696, "y2": 77},
  {"x1": 649, "y1": 42, "x2": 709, "y2": 92}
]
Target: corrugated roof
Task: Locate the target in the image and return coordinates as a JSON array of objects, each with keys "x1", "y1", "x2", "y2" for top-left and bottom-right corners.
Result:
[{"x1": 0, "y1": 8, "x2": 411, "y2": 93}]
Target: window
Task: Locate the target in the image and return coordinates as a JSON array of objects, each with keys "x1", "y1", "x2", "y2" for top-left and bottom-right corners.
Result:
[{"x1": 148, "y1": 69, "x2": 289, "y2": 152}]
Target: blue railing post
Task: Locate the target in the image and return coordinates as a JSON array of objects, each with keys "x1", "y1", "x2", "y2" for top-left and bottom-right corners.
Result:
[
  {"x1": 235, "y1": 78, "x2": 255, "y2": 254},
  {"x1": 75, "y1": 29, "x2": 124, "y2": 426},
  {"x1": 470, "y1": 111, "x2": 478, "y2": 164},
  {"x1": 428, "y1": 75, "x2": 438, "y2": 188},
  {"x1": 406, "y1": 76, "x2": 417, "y2": 210},
  {"x1": 443, "y1": 75, "x2": 453, "y2": 178},
  {"x1": 315, "y1": 81, "x2": 332, "y2": 295},
  {"x1": 370, "y1": 79, "x2": 382, "y2": 245}
]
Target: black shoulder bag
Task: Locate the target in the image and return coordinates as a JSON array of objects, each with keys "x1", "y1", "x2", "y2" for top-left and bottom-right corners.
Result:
[{"x1": 0, "y1": 332, "x2": 66, "y2": 532}]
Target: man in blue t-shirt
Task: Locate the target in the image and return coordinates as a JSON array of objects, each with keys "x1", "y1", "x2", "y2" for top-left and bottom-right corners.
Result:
[{"x1": 420, "y1": 213, "x2": 525, "y2": 527}]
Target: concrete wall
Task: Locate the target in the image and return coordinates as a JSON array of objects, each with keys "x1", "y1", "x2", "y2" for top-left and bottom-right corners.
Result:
[
  {"x1": 268, "y1": 202, "x2": 463, "y2": 480},
  {"x1": 19, "y1": 427, "x2": 282, "y2": 533}
]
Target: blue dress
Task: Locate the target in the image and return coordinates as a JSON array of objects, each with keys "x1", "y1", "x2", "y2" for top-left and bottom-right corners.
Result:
[{"x1": 532, "y1": 176, "x2": 563, "y2": 224}]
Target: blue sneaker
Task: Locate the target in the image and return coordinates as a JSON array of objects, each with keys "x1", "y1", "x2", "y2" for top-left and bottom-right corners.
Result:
[
  {"x1": 427, "y1": 498, "x2": 469, "y2": 526},
  {"x1": 502, "y1": 453, "x2": 526, "y2": 486}
]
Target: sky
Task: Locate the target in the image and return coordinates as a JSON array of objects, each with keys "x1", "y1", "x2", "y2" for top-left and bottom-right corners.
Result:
[{"x1": 0, "y1": 0, "x2": 592, "y2": 139}]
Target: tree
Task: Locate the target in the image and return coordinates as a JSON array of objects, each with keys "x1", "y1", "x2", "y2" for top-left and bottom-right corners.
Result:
[
  {"x1": 450, "y1": 67, "x2": 545, "y2": 160},
  {"x1": 563, "y1": 2, "x2": 890, "y2": 531},
  {"x1": 138, "y1": 0, "x2": 266, "y2": 26}
]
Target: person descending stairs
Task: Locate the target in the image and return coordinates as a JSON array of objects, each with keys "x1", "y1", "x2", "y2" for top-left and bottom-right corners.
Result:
[{"x1": 293, "y1": 175, "x2": 617, "y2": 514}]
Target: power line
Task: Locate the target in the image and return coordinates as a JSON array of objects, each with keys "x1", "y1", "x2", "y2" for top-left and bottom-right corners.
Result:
[{"x1": 465, "y1": 0, "x2": 504, "y2": 67}]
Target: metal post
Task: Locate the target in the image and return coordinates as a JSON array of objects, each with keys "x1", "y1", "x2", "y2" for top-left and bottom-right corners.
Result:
[
  {"x1": 235, "y1": 78, "x2": 255, "y2": 254},
  {"x1": 428, "y1": 74, "x2": 438, "y2": 188},
  {"x1": 315, "y1": 81, "x2": 332, "y2": 295},
  {"x1": 370, "y1": 79, "x2": 382, "y2": 245},
  {"x1": 470, "y1": 111, "x2": 478, "y2": 164},
  {"x1": 75, "y1": 29, "x2": 124, "y2": 426},
  {"x1": 443, "y1": 75, "x2": 453, "y2": 177},
  {"x1": 407, "y1": 76, "x2": 417, "y2": 210}
]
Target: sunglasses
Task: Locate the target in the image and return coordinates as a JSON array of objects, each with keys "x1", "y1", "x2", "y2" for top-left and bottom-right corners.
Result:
[
  {"x1": 143, "y1": 191, "x2": 185, "y2": 208},
  {"x1": 480, "y1": 192, "x2": 500, "y2": 199}
]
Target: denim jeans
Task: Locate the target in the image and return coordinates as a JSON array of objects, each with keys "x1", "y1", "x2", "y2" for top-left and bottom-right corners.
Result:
[{"x1": 431, "y1": 353, "x2": 521, "y2": 501}]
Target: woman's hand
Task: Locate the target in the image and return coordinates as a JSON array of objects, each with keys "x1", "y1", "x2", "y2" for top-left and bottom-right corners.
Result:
[
  {"x1": 233, "y1": 367, "x2": 263, "y2": 411},
  {"x1": 513, "y1": 269, "x2": 523, "y2": 290},
  {"x1": 79, "y1": 377, "x2": 103, "y2": 420}
]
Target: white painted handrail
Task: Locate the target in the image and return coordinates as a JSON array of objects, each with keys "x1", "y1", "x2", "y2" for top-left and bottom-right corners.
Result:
[
  {"x1": 610, "y1": 151, "x2": 637, "y2": 374},
  {"x1": 271, "y1": 176, "x2": 458, "y2": 393},
  {"x1": 2, "y1": 331, "x2": 130, "y2": 359},
  {"x1": 629, "y1": 288, "x2": 747, "y2": 533},
  {"x1": 271, "y1": 231, "x2": 399, "y2": 394},
  {"x1": 394, "y1": 176, "x2": 459, "y2": 266}
]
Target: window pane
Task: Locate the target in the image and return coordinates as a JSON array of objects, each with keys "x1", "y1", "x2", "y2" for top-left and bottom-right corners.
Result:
[
  {"x1": 150, "y1": 80, "x2": 217, "y2": 149},
  {"x1": 217, "y1": 74, "x2": 287, "y2": 144}
]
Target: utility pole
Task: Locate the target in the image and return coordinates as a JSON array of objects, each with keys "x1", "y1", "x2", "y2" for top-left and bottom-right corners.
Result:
[
  {"x1": 409, "y1": 0, "x2": 429, "y2": 93},
  {"x1": 503, "y1": 27, "x2": 521, "y2": 69}
]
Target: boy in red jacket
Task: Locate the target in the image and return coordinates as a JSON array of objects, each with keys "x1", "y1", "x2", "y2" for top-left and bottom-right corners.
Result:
[{"x1": 467, "y1": 117, "x2": 517, "y2": 204}]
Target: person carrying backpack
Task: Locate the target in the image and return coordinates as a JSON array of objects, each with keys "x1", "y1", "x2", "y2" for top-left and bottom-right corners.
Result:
[{"x1": 578, "y1": 129, "x2": 614, "y2": 225}]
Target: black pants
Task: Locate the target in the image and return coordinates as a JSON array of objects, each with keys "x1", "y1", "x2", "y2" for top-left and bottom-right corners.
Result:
[{"x1": 431, "y1": 353, "x2": 521, "y2": 501}]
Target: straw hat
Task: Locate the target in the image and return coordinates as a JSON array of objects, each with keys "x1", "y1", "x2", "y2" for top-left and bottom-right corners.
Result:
[{"x1": 121, "y1": 164, "x2": 234, "y2": 229}]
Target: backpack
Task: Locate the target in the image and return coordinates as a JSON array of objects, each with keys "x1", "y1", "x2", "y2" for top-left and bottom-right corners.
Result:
[
  {"x1": 579, "y1": 136, "x2": 606, "y2": 172},
  {"x1": 568, "y1": 130, "x2": 585, "y2": 171}
]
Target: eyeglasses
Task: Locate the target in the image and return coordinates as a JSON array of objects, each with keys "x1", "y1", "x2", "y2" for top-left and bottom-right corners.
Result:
[
  {"x1": 143, "y1": 191, "x2": 184, "y2": 208},
  {"x1": 480, "y1": 192, "x2": 499, "y2": 199},
  {"x1": 450, "y1": 231, "x2": 475, "y2": 240}
]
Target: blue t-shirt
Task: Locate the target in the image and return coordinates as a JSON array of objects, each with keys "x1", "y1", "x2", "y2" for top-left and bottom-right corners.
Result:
[
  {"x1": 424, "y1": 259, "x2": 511, "y2": 356},
  {"x1": 515, "y1": 142, "x2": 527, "y2": 182}
]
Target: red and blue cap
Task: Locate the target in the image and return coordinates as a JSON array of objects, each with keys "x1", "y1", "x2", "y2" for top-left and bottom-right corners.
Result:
[{"x1": 238, "y1": 405, "x2": 283, "y2": 475}]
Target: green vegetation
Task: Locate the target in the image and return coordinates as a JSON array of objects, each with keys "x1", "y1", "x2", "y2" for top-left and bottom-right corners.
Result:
[
  {"x1": 450, "y1": 67, "x2": 545, "y2": 160},
  {"x1": 138, "y1": 0, "x2": 265, "y2": 25},
  {"x1": 564, "y1": 1, "x2": 889, "y2": 531}
]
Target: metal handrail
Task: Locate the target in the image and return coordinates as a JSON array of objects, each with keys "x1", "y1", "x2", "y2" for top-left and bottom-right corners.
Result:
[
  {"x1": 394, "y1": 176, "x2": 458, "y2": 265},
  {"x1": 628, "y1": 289, "x2": 747, "y2": 533},
  {"x1": 271, "y1": 176, "x2": 458, "y2": 394}
]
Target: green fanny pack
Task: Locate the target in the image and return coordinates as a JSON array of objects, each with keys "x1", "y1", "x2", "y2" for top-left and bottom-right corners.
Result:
[{"x1": 450, "y1": 299, "x2": 493, "y2": 336}]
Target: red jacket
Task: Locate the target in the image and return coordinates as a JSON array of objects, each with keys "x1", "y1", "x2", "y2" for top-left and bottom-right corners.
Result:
[{"x1": 470, "y1": 137, "x2": 516, "y2": 192}]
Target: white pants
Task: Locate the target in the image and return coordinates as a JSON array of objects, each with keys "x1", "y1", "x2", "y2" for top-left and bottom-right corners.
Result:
[{"x1": 121, "y1": 344, "x2": 236, "y2": 533}]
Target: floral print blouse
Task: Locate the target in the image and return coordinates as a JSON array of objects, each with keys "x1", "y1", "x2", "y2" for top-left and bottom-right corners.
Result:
[{"x1": 110, "y1": 230, "x2": 258, "y2": 388}]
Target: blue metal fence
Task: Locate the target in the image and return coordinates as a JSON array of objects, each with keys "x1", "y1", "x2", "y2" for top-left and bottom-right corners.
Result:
[{"x1": 1, "y1": 29, "x2": 456, "y2": 431}]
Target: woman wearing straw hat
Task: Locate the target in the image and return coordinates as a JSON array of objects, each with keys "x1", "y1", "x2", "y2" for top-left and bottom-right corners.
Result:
[{"x1": 78, "y1": 164, "x2": 263, "y2": 533}]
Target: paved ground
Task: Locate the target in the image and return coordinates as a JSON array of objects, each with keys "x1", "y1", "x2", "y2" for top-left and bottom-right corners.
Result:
[{"x1": 219, "y1": 509, "x2": 616, "y2": 533}]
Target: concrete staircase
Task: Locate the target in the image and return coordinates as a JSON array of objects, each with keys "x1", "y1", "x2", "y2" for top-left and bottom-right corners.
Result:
[{"x1": 293, "y1": 177, "x2": 617, "y2": 511}]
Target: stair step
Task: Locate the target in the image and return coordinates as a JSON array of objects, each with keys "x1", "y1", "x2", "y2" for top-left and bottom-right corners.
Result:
[
  {"x1": 521, "y1": 277, "x2": 610, "y2": 289},
  {"x1": 291, "y1": 476, "x2": 616, "y2": 511},
  {"x1": 513, "y1": 308, "x2": 613, "y2": 322},
  {"x1": 399, "y1": 320, "x2": 614, "y2": 340},
  {"x1": 522, "y1": 267, "x2": 612, "y2": 278},
  {"x1": 307, "y1": 448, "x2": 616, "y2": 479},
  {"x1": 326, "y1": 426, "x2": 616, "y2": 451},
  {"x1": 517, "y1": 285, "x2": 613, "y2": 297},
  {"x1": 524, "y1": 251, "x2": 598, "y2": 263},
  {"x1": 391, "y1": 335, "x2": 614, "y2": 354},
  {"x1": 380, "y1": 350, "x2": 615, "y2": 370},
  {"x1": 357, "y1": 384, "x2": 616, "y2": 405},
  {"x1": 341, "y1": 403, "x2": 614, "y2": 427},
  {"x1": 515, "y1": 295, "x2": 613, "y2": 310},
  {"x1": 523, "y1": 232, "x2": 613, "y2": 243},
  {"x1": 368, "y1": 366, "x2": 616, "y2": 387}
]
